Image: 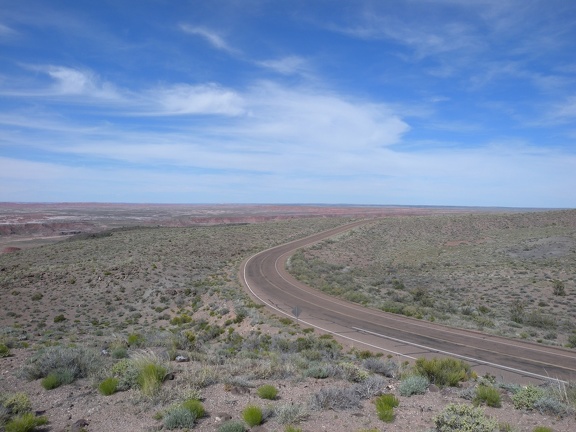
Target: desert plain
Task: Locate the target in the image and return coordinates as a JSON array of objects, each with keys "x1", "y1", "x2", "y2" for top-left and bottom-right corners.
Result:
[{"x1": 0, "y1": 203, "x2": 575, "y2": 432}]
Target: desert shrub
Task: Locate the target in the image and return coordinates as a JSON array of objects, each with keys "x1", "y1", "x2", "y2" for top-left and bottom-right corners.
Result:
[
  {"x1": 362, "y1": 357, "x2": 397, "y2": 377},
  {"x1": 533, "y1": 396, "x2": 573, "y2": 417},
  {"x1": 337, "y1": 361, "x2": 369, "y2": 382},
  {"x1": 110, "y1": 358, "x2": 139, "y2": 391},
  {"x1": 111, "y1": 347, "x2": 128, "y2": 359},
  {"x1": 242, "y1": 405, "x2": 263, "y2": 427},
  {"x1": 374, "y1": 394, "x2": 399, "y2": 423},
  {"x1": 19, "y1": 346, "x2": 102, "y2": 383},
  {"x1": 137, "y1": 363, "x2": 166, "y2": 396},
  {"x1": 257, "y1": 384, "x2": 278, "y2": 400},
  {"x1": 566, "y1": 334, "x2": 576, "y2": 348},
  {"x1": 181, "y1": 399, "x2": 205, "y2": 418},
  {"x1": 40, "y1": 368, "x2": 74, "y2": 390},
  {"x1": 414, "y1": 357, "x2": 471, "y2": 387},
  {"x1": 304, "y1": 363, "x2": 332, "y2": 379},
  {"x1": 130, "y1": 350, "x2": 169, "y2": 396},
  {"x1": 545, "y1": 379, "x2": 576, "y2": 408},
  {"x1": 163, "y1": 407, "x2": 196, "y2": 430},
  {"x1": 433, "y1": 403, "x2": 498, "y2": 432},
  {"x1": 524, "y1": 310, "x2": 557, "y2": 329},
  {"x1": 127, "y1": 333, "x2": 145, "y2": 347},
  {"x1": 354, "y1": 375, "x2": 387, "y2": 399},
  {"x1": 512, "y1": 385, "x2": 546, "y2": 410},
  {"x1": 5, "y1": 413, "x2": 48, "y2": 432},
  {"x1": 2, "y1": 393, "x2": 31, "y2": 415},
  {"x1": 473, "y1": 385, "x2": 501, "y2": 408},
  {"x1": 275, "y1": 403, "x2": 308, "y2": 425},
  {"x1": 53, "y1": 314, "x2": 66, "y2": 323},
  {"x1": 0, "y1": 343, "x2": 10, "y2": 357},
  {"x1": 218, "y1": 420, "x2": 246, "y2": 432},
  {"x1": 98, "y1": 377, "x2": 118, "y2": 396},
  {"x1": 399, "y1": 374, "x2": 429, "y2": 396},
  {"x1": 552, "y1": 280, "x2": 566, "y2": 296},
  {"x1": 376, "y1": 403, "x2": 394, "y2": 422},
  {"x1": 309, "y1": 386, "x2": 361, "y2": 411}
]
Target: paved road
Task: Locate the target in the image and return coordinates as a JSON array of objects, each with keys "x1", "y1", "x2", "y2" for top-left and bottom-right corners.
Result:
[{"x1": 240, "y1": 220, "x2": 576, "y2": 383}]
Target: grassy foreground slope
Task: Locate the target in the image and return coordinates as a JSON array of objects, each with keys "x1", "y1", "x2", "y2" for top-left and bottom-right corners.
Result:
[{"x1": 288, "y1": 210, "x2": 576, "y2": 347}]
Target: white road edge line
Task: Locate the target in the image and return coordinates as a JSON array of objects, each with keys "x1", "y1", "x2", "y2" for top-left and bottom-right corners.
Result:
[{"x1": 353, "y1": 327, "x2": 567, "y2": 384}]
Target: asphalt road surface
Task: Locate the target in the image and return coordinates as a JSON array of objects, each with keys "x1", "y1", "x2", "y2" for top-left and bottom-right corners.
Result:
[{"x1": 240, "y1": 220, "x2": 576, "y2": 384}]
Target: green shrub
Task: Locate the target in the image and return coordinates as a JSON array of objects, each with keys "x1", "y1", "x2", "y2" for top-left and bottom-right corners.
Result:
[
  {"x1": 376, "y1": 404, "x2": 394, "y2": 422},
  {"x1": 98, "y1": 377, "x2": 118, "y2": 396},
  {"x1": 474, "y1": 385, "x2": 501, "y2": 408},
  {"x1": 512, "y1": 385, "x2": 546, "y2": 410},
  {"x1": 127, "y1": 333, "x2": 144, "y2": 347},
  {"x1": 53, "y1": 314, "x2": 66, "y2": 323},
  {"x1": 242, "y1": 405, "x2": 263, "y2": 427},
  {"x1": 163, "y1": 407, "x2": 197, "y2": 430},
  {"x1": 533, "y1": 427, "x2": 553, "y2": 432},
  {"x1": 433, "y1": 403, "x2": 498, "y2": 432},
  {"x1": 5, "y1": 413, "x2": 48, "y2": 432},
  {"x1": 399, "y1": 375, "x2": 429, "y2": 396},
  {"x1": 111, "y1": 347, "x2": 128, "y2": 359},
  {"x1": 284, "y1": 426, "x2": 303, "y2": 432},
  {"x1": 374, "y1": 394, "x2": 399, "y2": 423},
  {"x1": 257, "y1": 384, "x2": 279, "y2": 400},
  {"x1": 0, "y1": 343, "x2": 11, "y2": 358},
  {"x1": 414, "y1": 357, "x2": 471, "y2": 387},
  {"x1": 2, "y1": 393, "x2": 32, "y2": 414},
  {"x1": 181, "y1": 399, "x2": 205, "y2": 418},
  {"x1": 218, "y1": 420, "x2": 246, "y2": 432},
  {"x1": 376, "y1": 393, "x2": 399, "y2": 408},
  {"x1": 40, "y1": 368, "x2": 74, "y2": 390},
  {"x1": 137, "y1": 363, "x2": 166, "y2": 396}
]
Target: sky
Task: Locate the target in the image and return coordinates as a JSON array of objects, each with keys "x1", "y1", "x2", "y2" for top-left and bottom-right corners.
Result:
[{"x1": 1, "y1": 0, "x2": 575, "y2": 207}]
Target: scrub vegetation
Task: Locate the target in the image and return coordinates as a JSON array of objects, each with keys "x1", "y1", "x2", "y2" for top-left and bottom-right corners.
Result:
[{"x1": 1, "y1": 211, "x2": 575, "y2": 431}]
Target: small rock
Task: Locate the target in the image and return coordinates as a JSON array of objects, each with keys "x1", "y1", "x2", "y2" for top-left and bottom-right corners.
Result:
[
  {"x1": 175, "y1": 355, "x2": 189, "y2": 362},
  {"x1": 428, "y1": 384, "x2": 440, "y2": 392},
  {"x1": 71, "y1": 419, "x2": 89, "y2": 432},
  {"x1": 101, "y1": 349, "x2": 109, "y2": 356},
  {"x1": 230, "y1": 386, "x2": 250, "y2": 395},
  {"x1": 214, "y1": 413, "x2": 232, "y2": 423}
]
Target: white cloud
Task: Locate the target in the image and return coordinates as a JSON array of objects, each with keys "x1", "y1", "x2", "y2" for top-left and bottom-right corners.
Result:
[
  {"x1": 148, "y1": 83, "x2": 245, "y2": 116},
  {"x1": 257, "y1": 56, "x2": 311, "y2": 76},
  {"x1": 43, "y1": 66, "x2": 119, "y2": 99},
  {"x1": 179, "y1": 24, "x2": 237, "y2": 53}
]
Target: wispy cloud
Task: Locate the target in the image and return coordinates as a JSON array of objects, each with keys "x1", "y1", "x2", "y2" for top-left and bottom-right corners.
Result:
[
  {"x1": 0, "y1": 23, "x2": 17, "y2": 36},
  {"x1": 257, "y1": 56, "x2": 311, "y2": 76},
  {"x1": 145, "y1": 83, "x2": 245, "y2": 116},
  {"x1": 43, "y1": 66, "x2": 119, "y2": 99},
  {"x1": 179, "y1": 24, "x2": 238, "y2": 54}
]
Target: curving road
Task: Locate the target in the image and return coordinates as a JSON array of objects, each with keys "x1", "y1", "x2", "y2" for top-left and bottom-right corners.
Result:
[{"x1": 240, "y1": 220, "x2": 576, "y2": 383}]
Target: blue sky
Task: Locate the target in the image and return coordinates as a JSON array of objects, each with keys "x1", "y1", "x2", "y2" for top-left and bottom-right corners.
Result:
[{"x1": 1, "y1": 0, "x2": 575, "y2": 207}]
